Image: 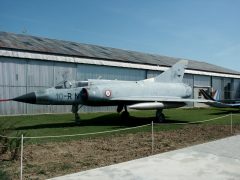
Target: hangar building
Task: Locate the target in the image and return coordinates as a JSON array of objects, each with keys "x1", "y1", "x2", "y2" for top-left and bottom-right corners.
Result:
[{"x1": 0, "y1": 32, "x2": 240, "y2": 115}]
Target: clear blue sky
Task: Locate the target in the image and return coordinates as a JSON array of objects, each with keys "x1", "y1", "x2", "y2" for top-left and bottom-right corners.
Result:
[{"x1": 1, "y1": 0, "x2": 240, "y2": 71}]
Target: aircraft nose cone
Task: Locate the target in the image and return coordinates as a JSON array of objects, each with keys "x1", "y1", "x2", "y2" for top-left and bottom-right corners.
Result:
[{"x1": 13, "y1": 92, "x2": 36, "y2": 104}]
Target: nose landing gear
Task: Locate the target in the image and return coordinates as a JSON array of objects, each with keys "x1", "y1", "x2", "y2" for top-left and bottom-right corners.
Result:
[{"x1": 72, "y1": 104, "x2": 83, "y2": 124}]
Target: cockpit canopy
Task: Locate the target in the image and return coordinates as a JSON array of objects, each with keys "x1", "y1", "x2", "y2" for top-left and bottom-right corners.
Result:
[{"x1": 55, "y1": 81, "x2": 88, "y2": 89}]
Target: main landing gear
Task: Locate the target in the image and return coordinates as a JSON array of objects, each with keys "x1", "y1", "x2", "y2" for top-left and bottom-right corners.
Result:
[
  {"x1": 117, "y1": 104, "x2": 129, "y2": 120},
  {"x1": 155, "y1": 109, "x2": 165, "y2": 123},
  {"x1": 72, "y1": 104, "x2": 83, "y2": 124}
]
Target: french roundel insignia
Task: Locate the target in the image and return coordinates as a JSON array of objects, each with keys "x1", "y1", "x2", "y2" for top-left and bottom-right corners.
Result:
[{"x1": 105, "y1": 90, "x2": 111, "y2": 97}]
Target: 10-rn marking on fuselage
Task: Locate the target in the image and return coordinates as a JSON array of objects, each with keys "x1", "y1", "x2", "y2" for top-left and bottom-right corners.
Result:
[{"x1": 56, "y1": 93, "x2": 81, "y2": 100}]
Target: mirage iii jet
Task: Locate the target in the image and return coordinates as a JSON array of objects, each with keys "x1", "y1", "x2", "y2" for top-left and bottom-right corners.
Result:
[{"x1": 1, "y1": 60, "x2": 212, "y2": 123}]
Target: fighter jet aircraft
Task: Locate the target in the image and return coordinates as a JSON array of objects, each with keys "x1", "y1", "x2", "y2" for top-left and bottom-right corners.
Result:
[
  {"x1": 1, "y1": 60, "x2": 212, "y2": 123},
  {"x1": 200, "y1": 89, "x2": 240, "y2": 108}
]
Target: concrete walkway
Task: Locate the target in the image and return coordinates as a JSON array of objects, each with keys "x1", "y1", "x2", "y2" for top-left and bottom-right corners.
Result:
[{"x1": 50, "y1": 135, "x2": 240, "y2": 180}]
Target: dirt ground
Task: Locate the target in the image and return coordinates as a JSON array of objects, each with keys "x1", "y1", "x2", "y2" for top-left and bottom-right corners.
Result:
[{"x1": 2, "y1": 124, "x2": 240, "y2": 179}]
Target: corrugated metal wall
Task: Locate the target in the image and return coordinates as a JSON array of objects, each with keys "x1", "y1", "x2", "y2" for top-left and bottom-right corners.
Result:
[
  {"x1": 146, "y1": 70, "x2": 162, "y2": 79},
  {"x1": 194, "y1": 75, "x2": 211, "y2": 87},
  {"x1": 77, "y1": 64, "x2": 146, "y2": 81},
  {"x1": 27, "y1": 60, "x2": 54, "y2": 87},
  {"x1": 0, "y1": 57, "x2": 27, "y2": 114},
  {"x1": 0, "y1": 57, "x2": 27, "y2": 86}
]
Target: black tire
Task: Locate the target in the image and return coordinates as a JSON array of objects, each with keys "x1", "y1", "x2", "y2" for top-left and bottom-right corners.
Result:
[
  {"x1": 121, "y1": 111, "x2": 129, "y2": 120},
  {"x1": 155, "y1": 110, "x2": 165, "y2": 123},
  {"x1": 74, "y1": 113, "x2": 81, "y2": 124}
]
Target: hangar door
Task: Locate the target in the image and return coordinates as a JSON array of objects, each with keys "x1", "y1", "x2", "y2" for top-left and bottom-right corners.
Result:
[{"x1": 0, "y1": 57, "x2": 27, "y2": 115}]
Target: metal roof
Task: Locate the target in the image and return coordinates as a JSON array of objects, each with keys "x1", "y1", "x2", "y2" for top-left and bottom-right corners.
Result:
[{"x1": 0, "y1": 31, "x2": 239, "y2": 75}]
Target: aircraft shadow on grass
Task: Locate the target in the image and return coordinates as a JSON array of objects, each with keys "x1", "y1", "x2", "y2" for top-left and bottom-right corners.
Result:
[
  {"x1": 15, "y1": 114, "x2": 189, "y2": 130},
  {"x1": 209, "y1": 109, "x2": 240, "y2": 116}
]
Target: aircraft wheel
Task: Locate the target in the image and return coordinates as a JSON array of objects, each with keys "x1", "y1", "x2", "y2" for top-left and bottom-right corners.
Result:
[
  {"x1": 75, "y1": 113, "x2": 81, "y2": 124},
  {"x1": 156, "y1": 110, "x2": 165, "y2": 123},
  {"x1": 121, "y1": 111, "x2": 129, "y2": 120}
]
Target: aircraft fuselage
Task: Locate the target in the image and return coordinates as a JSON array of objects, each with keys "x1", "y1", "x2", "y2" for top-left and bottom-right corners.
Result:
[{"x1": 13, "y1": 80, "x2": 192, "y2": 107}]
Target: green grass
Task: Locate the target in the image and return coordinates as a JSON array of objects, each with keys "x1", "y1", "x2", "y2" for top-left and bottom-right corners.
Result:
[
  {"x1": 0, "y1": 108, "x2": 239, "y2": 143},
  {"x1": 0, "y1": 169, "x2": 10, "y2": 180}
]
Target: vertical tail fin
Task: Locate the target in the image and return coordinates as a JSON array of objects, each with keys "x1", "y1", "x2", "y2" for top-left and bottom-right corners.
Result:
[
  {"x1": 213, "y1": 89, "x2": 221, "y2": 101},
  {"x1": 200, "y1": 89, "x2": 222, "y2": 102},
  {"x1": 154, "y1": 60, "x2": 188, "y2": 83}
]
